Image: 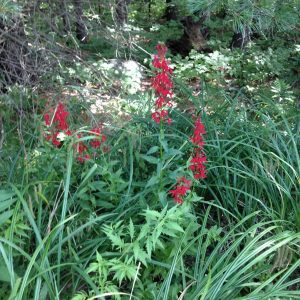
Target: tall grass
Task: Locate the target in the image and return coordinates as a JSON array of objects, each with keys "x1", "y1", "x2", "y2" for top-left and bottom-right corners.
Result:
[
  {"x1": 158, "y1": 209, "x2": 300, "y2": 299},
  {"x1": 202, "y1": 97, "x2": 300, "y2": 229}
]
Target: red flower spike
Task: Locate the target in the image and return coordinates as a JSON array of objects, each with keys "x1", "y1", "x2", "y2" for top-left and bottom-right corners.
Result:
[
  {"x1": 52, "y1": 102, "x2": 70, "y2": 131},
  {"x1": 155, "y1": 96, "x2": 165, "y2": 108},
  {"x1": 189, "y1": 117, "x2": 207, "y2": 180},
  {"x1": 169, "y1": 176, "x2": 191, "y2": 205},
  {"x1": 151, "y1": 44, "x2": 173, "y2": 125},
  {"x1": 43, "y1": 101, "x2": 71, "y2": 147},
  {"x1": 189, "y1": 154, "x2": 207, "y2": 179},
  {"x1": 90, "y1": 127, "x2": 107, "y2": 149}
]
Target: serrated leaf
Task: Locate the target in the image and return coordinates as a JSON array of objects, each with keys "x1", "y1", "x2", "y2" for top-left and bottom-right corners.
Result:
[
  {"x1": 111, "y1": 262, "x2": 136, "y2": 285},
  {"x1": 144, "y1": 209, "x2": 162, "y2": 220},
  {"x1": 86, "y1": 262, "x2": 98, "y2": 273},
  {"x1": 89, "y1": 181, "x2": 107, "y2": 191},
  {"x1": 165, "y1": 221, "x2": 185, "y2": 233},
  {"x1": 146, "y1": 237, "x2": 152, "y2": 257},
  {"x1": 152, "y1": 227, "x2": 163, "y2": 248},
  {"x1": 138, "y1": 224, "x2": 150, "y2": 241},
  {"x1": 107, "y1": 234, "x2": 124, "y2": 249},
  {"x1": 137, "y1": 249, "x2": 149, "y2": 266},
  {"x1": 156, "y1": 238, "x2": 165, "y2": 249},
  {"x1": 161, "y1": 228, "x2": 178, "y2": 237}
]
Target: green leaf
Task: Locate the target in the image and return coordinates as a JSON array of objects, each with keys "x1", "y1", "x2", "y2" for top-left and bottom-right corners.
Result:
[
  {"x1": 0, "y1": 190, "x2": 15, "y2": 202},
  {"x1": 95, "y1": 200, "x2": 115, "y2": 209},
  {"x1": 146, "y1": 237, "x2": 152, "y2": 257},
  {"x1": 145, "y1": 176, "x2": 159, "y2": 188},
  {"x1": 165, "y1": 148, "x2": 183, "y2": 156},
  {"x1": 107, "y1": 234, "x2": 125, "y2": 249},
  {"x1": 146, "y1": 146, "x2": 159, "y2": 155},
  {"x1": 144, "y1": 209, "x2": 162, "y2": 220},
  {"x1": 0, "y1": 210, "x2": 13, "y2": 226},
  {"x1": 165, "y1": 221, "x2": 185, "y2": 233},
  {"x1": 140, "y1": 155, "x2": 159, "y2": 164},
  {"x1": 0, "y1": 263, "x2": 11, "y2": 282},
  {"x1": 138, "y1": 224, "x2": 150, "y2": 241},
  {"x1": 0, "y1": 198, "x2": 16, "y2": 212}
]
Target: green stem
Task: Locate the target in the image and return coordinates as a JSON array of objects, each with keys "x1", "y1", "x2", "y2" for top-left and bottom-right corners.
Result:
[{"x1": 158, "y1": 121, "x2": 164, "y2": 201}]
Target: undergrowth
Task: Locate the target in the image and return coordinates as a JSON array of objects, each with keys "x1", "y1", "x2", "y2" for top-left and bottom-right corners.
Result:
[{"x1": 0, "y1": 43, "x2": 299, "y2": 299}]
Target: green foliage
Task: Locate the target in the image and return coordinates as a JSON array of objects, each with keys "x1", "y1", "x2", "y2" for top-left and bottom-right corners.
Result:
[
  {"x1": 188, "y1": 0, "x2": 300, "y2": 34},
  {"x1": 0, "y1": 0, "x2": 22, "y2": 21},
  {"x1": 0, "y1": 1, "x2": 299, "y2": 299}
]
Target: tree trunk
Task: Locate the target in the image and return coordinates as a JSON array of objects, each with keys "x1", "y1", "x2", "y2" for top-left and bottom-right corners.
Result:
[
  {"x1": 62, "y1": 0, "x2": 71, "y2": 33},
  {"x1": 73, "y1": 0, "x2": 88, "y2": 43},
  {"x1": 182, "y1": 17, "x2": 208, "y2": 52},
  {"x1": 165, "y1": 0, "x2": 177, "y2": 21},
  {"x1": 115, "y1": 0, "x2": 131, "y2": 26},
  {"x1": 230, "y1": 26, "x2": 251, "y2": 49},
  {"x1": 167, "y1": 16, "x2": 210, "y2": 56}
]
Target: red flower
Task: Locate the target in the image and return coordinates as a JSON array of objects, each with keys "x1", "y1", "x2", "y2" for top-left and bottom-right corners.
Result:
[
  {"x1": 152, "y1": 73, "x2": 173, "y2": 97},
  {"x1": 44, "y1": 113, "x2": 51, "y2": 126},
  {"x1": 151, "y1": 112, "x2": 161, "y2": 123},
  {"x1": 66, "y1": 130, "x2": 72, "y2": 136},
  {"x1": 43, "y1": 102, "x2": 71, "y2": 147},
  {"x1": 190, "y1": 118, "x2": 206, "y2": 147},
  {"x1": 76, "y1": 134, "x2": 87, "y2": 154},
  {"x1": 156, "y1": 44, "x2": 168, "y2": 57},
  {"x1": 169, "y1": 176, "x2": 191, "y2": 204},
  {"x1": 51, "y1": 131, "x2": 61, "y2": 147},
  {"x1": 189, "y1": 152, "x2": 207, "y2": 179},
  {"x1": 152, "y1": 55, "x2": 173, "y2": 73},
  {"x1": 77, "y1": 156, "x2": 84, "y2": 163},
  {"x1": 77, "y1": 154, "x2": 90, "y2": 163},
  {"x1": 43, "y1": 103, "x2": 108, "y2": 163},
  {"x1": 53, "y1": 102, "x2": 70, "y2": 131},
  {"x1": 189, "y1": 117, "x2": 207, "y2": 180},
  {"x1": 151, "y1": 43, "x2": 173, "y2": 125},
  {"x1": 155, "y1": 96, "x2": 165, "y2": 108},
  {"x1": 90, "y1": 127, "x2": 107, "y2": 149}
]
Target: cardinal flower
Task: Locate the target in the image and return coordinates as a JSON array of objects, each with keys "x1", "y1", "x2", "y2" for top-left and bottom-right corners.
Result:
[
  {"x1": 151, "y1": 44, "x2": 174, "y2": 124},
  {"x1": 169, "y1": 177, "x2": 191, "y2": 204},
  {"x1": 189, "y1": 117, "x2": 207, "y2": 179}
]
